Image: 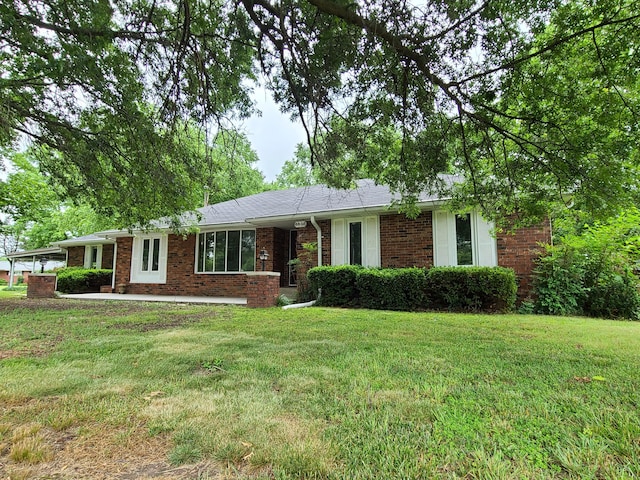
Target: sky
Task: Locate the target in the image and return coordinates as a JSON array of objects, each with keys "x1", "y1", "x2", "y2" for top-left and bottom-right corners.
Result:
[{"x1": 243, "y1": 88, "x2": 307, "y2": 182}]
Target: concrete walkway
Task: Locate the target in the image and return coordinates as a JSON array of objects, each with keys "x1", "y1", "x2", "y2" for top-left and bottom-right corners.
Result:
[{"x1": 59, "y1": 293, "x2": 247, "y2": 305}]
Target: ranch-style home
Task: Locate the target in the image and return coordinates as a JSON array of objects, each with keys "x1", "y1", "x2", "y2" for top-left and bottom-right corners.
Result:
[{"x1": 53, "y1": 178, "x2": 550, "y2": 299}]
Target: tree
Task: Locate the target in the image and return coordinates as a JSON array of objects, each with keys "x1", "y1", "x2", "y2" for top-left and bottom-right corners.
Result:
[
  {"x1": 2, "y1": 0, "x2": 638, "y2": 224},
  {"x1": 176, "y1": 128, "x2": 267, "y2": 207},
  {"x1": 0, "y1": 151, "x2": 112, "y2": 252},
  {"x1": 273, "y1": 144, "x2": 318, "y2": 189}
]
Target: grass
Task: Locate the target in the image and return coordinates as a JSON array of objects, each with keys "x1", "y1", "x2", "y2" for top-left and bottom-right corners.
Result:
[
  {"x1": 0, "y1": 298, "x2": 639, "y2": 479},
  {"x1": 0, "y1": 286, "x2": 27, "y2": 299}
]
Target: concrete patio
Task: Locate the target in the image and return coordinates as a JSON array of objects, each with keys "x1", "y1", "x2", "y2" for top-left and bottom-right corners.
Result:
[{"x1": 59, "y1": 293, "x2": 247, "y2": 305}]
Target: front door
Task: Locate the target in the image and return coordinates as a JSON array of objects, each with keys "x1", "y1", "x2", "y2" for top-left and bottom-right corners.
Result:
[{"x1": 289, "y1": 230, "x2": 298, "y2": 286}]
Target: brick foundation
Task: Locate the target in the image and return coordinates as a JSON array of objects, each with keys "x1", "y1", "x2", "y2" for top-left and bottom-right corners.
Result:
[
  {"x1": 246, "y1": 272, "x2": 281, "y2": 308},
  {"x1": 26, "y1": 274, "x2": 57, "y2": 298}
]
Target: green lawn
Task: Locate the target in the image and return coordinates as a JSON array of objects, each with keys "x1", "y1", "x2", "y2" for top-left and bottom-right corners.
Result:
[
  {"x1": 0, "y1": 299, "x2": 639, "y2": 479},
  {"x1": 0, "y1": 286, "x2": 27, "y2": 299}
]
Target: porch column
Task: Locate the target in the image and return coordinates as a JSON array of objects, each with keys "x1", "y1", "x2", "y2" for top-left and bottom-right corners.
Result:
[{"x1": 246, "y1": 272, "x2": 280, "y2": 308}]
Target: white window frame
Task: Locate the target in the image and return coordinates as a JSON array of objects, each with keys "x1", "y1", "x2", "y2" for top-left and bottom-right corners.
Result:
[
  {"x1": 84, "y1": 245, "x2": 103, "y2": 269},
  {"x1": 194, "y1": 229, "x2": 256, "y2": 274},
  {"x1": 331, "y1": 216, "x2": 380, "y2": 267},
  {"x1": 130, "y1": 234, "x2": 168, "y2": 284},
  {"x1": 432, "y1": 210, "x2": 497, "y2": 267}
]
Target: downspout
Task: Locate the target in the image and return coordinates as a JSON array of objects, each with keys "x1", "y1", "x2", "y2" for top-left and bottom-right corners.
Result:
[{"x1": 310, "y1": 216, "x2": 322, "y2": 267}]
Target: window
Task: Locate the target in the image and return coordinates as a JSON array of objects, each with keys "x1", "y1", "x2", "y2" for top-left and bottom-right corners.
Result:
[
  {"x1": 433, "y1": 211, "x2": 497, "y2": 267},
  {"x1": 196, "y1": 230, "x2": 255, "y2": 273},
  {"x1": 141, "y1": 238, "x2": 161, "y2": 272},
  {"x1": 130, "y1": 234, "x2": 168, "y2": 284},
  {"x1": 349, "y1": 221, "x2": 362, "y2": 265},
  {"x1": 332, "y1": 216, "x2": 380, "y2": 267},
  {"x1": 84, "y1": 245, "x2": 102, "y2": 269},
  {"x1": 455, "y1": 214, "x2": 473, "y2": 265}
]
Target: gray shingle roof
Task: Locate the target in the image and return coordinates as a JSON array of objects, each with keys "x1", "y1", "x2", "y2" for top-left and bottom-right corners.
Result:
[{"x1": 194, "y1": 177, "x2": 455, "y2": 227}]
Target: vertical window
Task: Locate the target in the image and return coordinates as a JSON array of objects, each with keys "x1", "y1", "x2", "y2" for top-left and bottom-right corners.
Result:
[
  {"x1": 142, "y1": 239, "x2": 150, "y2": 271},
  {"x1": 91, "y1": 246, "x2": 98, "y2": 268},
  {"x1": 241, "y1": 231, "x2": 256, "y2": 272},
  {"x1": 455, "y1": 214, "x2": 473, "y2": 265},
  {"x1": 152, "y1": 238, "x2": 160, "y2": 271},
  {"x1": 196, "y1": 230, "x2": 256, "y2": 273},
  {"x1": 227, "y1": 231, "x2": 241, "y2": 271},
  {"x1": 349, "y1": 221, "x2": 362, "y2": 265},
  {"x1": 215, "y1": 232, "x2": 226, "y2": 271}
]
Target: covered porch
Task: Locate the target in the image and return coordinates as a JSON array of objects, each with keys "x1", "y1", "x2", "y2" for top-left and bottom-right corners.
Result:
[{"x1": 5, "y1": 247, "x2": 67, "y2": 287}]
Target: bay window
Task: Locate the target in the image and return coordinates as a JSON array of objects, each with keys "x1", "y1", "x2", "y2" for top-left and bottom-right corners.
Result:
[{"x1": 196, "y1": 230, "x2": 256, "y2": 273}]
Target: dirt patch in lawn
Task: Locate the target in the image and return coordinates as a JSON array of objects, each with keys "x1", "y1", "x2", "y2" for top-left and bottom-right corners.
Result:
[{"x1": 0, "y1": 423, "x2": 222, "y2": 480}]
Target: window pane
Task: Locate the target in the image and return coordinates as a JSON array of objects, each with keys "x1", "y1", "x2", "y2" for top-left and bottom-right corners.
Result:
[
  {"x1": 227, "y1": 230, "x2": 240, "y2": 271},
  {"x1": 205, "y1": 232, "x2": 215, "y2": 272},
  {"x1": 142, "y1": 239, "x2": 150, "y2": 271},
  {"x1": 215, "y1": 231, "x2": 226, "y2": 271},
  {"x1": 349, "y1": 222, "x2": 362, "y2": 265},
  {"x1": 198, "y1": 233, "x2": 205, "y2": 272},
  {"x1": 456, "y1": 214, "x2": 473, "y2": 265},
  {"x1": 91, "y1": 247, "x2": 98, "y2": 268},
  {"x1": 241, "y1": 231, "x2": 256, "y2": 271},
  {"x1": 152, "y1": 238, "x2": 160, "y2": 271}
]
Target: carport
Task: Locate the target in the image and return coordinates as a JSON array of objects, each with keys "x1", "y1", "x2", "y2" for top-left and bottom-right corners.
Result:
[{"x1": 5, "y1": 247, "x2": 67, "y2": 287}]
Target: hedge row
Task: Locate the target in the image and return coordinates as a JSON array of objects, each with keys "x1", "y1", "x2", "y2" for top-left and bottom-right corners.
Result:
[
  {"x1": 56, "y1": 267, "x2": 113, "y2": 293},
  {"x1": 307, "y1": 265, "x2": 517, "y2": 312}
]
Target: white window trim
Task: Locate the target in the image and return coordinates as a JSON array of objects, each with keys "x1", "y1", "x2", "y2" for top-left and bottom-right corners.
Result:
[
  {"x1": 432, "y1": 211, "x2": 497, "y2": 267},
  {"x1": 84, "y1": 245, "x2": 103, "y2": 269},
  {"x1": 331, "y1": 216, "x2": 380, "y2": 267},
  {"x1": 194, "y1": 229, "x2": 256, "y2": 274},
  {"x1": 130, "y1": 234, "x2": 168, "y2": 284}
]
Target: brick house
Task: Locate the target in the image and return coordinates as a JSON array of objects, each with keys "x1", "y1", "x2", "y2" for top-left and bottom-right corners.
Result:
[{"x1": 57, "y1": 179, "x2": 550, "y2": 299}]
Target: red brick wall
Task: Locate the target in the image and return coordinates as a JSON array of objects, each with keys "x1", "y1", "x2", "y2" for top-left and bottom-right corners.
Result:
[
  {"x1": 67, "y1": 246, "x2": 85, "y2": 267},
  {"x1": 115, "y1": 237, "x2": 133, "y2": 288},
  {"x1": 246, "y1": 273, "x2": 280, "y2": 307},
  {"x1": 380, "y1": 212, "x2": 434, "y2": 268},
  {"x1": 115, "y1": 234, "x2": 249, "y2": 297},
  {"x1": 497, "y1": 219, "x2": 552, "y2": 298},
  {"x1": 27, "y1": 274, "x2": 57, "y2": 298}
]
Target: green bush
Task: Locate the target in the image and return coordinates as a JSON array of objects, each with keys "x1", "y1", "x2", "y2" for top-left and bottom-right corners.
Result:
[
  {"x1": 307, "y1": 265, "x2": 362, "y2": 306},
  {"x1": 532, "y1": 245, "x2": 585, "y2": 316},
  {"x1": 0, "y1": 279, "x2": 7, "y2": 286},
  {"x1": 357, "y1": 268, "x2": 427, "y2": 311},
  {"x1": 307, "y1": 265, "x2": 516, "y2": 312},
  {"x1": 56, "y1": 267, "x2": 113, "y2": 294},
  {"x1": 533, "y1": 211, "x2": 640, "y2": 320},
  {"x1": 426, "y1": 267, "x2": 517, "y2": 312}
]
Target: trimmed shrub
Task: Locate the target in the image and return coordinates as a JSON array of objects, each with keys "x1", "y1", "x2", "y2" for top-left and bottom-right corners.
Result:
[
  {"x1": 357, "y1": 268, "x2": 427, "y2": 311},
  {"x1": 307, "y1": 265, "x2": 363, "y2": 306},
  {"x1": 56, "y1": 267, "x2": 113, "y2": 293},
  {"x1": 307, "y1": 265, "x2": 516, "y2": 313},
  {"x1": 426, "y1": 267, "x2": 517, "y2": 312}
]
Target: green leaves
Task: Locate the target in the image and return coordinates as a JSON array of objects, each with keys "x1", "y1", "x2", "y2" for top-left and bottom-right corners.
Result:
[{"x1": 1, "y1": 0, "x2": 639, "y2": 226}]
